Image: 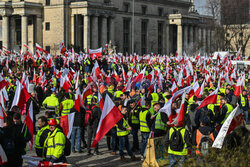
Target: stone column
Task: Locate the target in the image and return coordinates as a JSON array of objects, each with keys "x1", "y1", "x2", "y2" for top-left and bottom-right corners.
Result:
[
  {"x1": 203, "y1": 28, "x2": 206, "y2": 52},
  {"x1": 195, "y1": 26, "x2": 199, "y2": 43},
  {"x1": 165, "y1": 23, "x2": 170, "y2": 54},
  {"x1": 10, "y1": 17, "x2": 15, "y2": 50},
  {"x1": 177, "y1": 24, "x2": 182, "y2": 55},
  {"x1": 110, "y1": 17, "x2": 115, "y2": 44},
  {"x1": 2, "y1": 16, "x2": 9, "y2": 49},
  {"x1": 22, "y1": 15, "x2": 28, "y2": 51},
  {"x1": 102, "y1": 16, "x2": 107, "y2": 47},
  {"x1": 184, "y1": 25, "x2": 188, "y2": 51},
  {"x1": 36, "y1": 16, "x2": 43, "y2": 46},
  {"x1": 83, "y1": 15, "x2": 90, "y2": 51},
  {"x1": 198, "y1": 27, "x2": 202, "y2": 42},
  {"x1": 91, "y1": 15, "x2": 98, "y2": 49},
  {"x1": 207, "y1": 29, "x2": 211, "y2": 53},
  {"x1": 189, "y1": 25, "x2": 193, "y2": 47},
  {"x1": 71, "y1": 15, "x2": 74, "y2": 46}
]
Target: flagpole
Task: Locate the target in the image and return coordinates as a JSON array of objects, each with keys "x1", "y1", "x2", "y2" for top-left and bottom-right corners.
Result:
[{"x1": 132, "y1": 0, "x2": 135, "y2": 54}]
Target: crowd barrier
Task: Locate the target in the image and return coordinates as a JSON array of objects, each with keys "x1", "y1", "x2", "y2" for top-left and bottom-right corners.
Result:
[{"x1": 142, "y1": 136, "x2": 169, "y2": 167}]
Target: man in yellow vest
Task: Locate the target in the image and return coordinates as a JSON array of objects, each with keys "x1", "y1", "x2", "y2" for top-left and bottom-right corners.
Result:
[
  {"x1": 116, "y1": 105, "x2": 139, "y2": 161},
  {"x1": 238, "y1": 90, "x2": 249, "y2": 124},
  {"x1": 151, "y1": 103, "x2": 168, "y2": 137},
  {"x1": 43, "y1": 119, "x2": 66, "y2": 165},
  {"x1": 219, "y1": 96, "x2": 234, "y2": 125},
  {"x1": 59, "y1": 93, "x2": 74, "y2": 116},
  {"x1": 164, "y1": 124, "x2": 192, "y2": 167},
  {"x1": 35, "y1": 116, "x2": 50, "y2": 157},
  {"x1": 139, "y1": 100, "x2": 152, "y2": 159},
  {"x1": 42, "y1": 88, "x2": 59, "y2": 117}
]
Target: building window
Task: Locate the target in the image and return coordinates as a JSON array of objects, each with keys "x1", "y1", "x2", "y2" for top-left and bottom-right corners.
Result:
[
  {"x1": 45, "y1": 46, "x2": 50, "y2": 53},
  {"x1": 158, "y1": 8, "x2": 163, "y2": 16},
  {"x1": 142, "y1": 6, "x2": 147, "y2": 15},
  {"x1": 46, "y1": 0, "x2": 50, "y2": 6},
  {"x1": 239, "y1": 32, "x2": 243, "y2": 37},
  {"x1": 226, "y1": 33, "x2": 230, "y2": 37},
  {"x1": 173, "y1": 9, "x2": 179, "y2": 14},
  {"x1": 123, "y1": 18, "x2": 130, "y2": 53},
  {"x1": 15, "y1": 18, "x2": 21, "y2": 45},
  {"x1": 124, "y1": 3, "x2": 129, "y2": 12},
  {"x1": 141, "y1": 20, "x2": 147, "y2": 54},
  {"x1": 45, "y1": 22, "x2": 50, "y2": 31},
  {"x1": 158, "y1": 22, "x2": 163, "y2": 54}
]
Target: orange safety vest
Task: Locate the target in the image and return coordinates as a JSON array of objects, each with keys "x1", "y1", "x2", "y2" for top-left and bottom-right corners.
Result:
[{"x1": 195, "y1": 129, "x2": 214, "y2": 155}]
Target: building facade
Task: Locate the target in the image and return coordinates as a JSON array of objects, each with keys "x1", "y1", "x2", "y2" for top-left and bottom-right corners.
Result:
[{"x1": 0, "y1": 0, "x2": 214, "y2": 55}]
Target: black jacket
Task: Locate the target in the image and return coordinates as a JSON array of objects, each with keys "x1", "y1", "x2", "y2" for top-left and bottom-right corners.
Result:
[{"x1": 71, "y1": 107, "x2": 85, "y2": 127}]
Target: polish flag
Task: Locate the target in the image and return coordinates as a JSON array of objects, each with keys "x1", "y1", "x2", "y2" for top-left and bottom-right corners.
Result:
[
  {"x1": 24, "y1": 101, "x2": 33, "y2": 148},
  {"x1": 197, "y1": 88, "x2": 219, "y2": 110},
  {"x1": 159, "y1": 85, "x2": 192, "y2": 117},
  {"x1": 59, "y1": 41, "x2": 67, "y2": 54},
  {"x1": 75, "y1": 71, "x2": 80, "y2": 90},
  {"x1": 177, "y1": 70, "x2": 184, "y2": 87},
  {"x1": 82, "y1": 84, "x2": 93, "y2": 102},
  {"x1": 33, "y1": 70, "x2": 36, "y2": 85},
  {"x1": 193, "y1": 81, "x2": 201, "y2": 97},
  {"x1": 11, "y1": 80, "x2": 31, "y2": 109},
  {"x1": 35, "y1": 43, "x2": 47, "y2": 54},
  {"x1": 0, "y1": 77, "x2": 9, "y2": 90},
  {"x1": 171, "y1": 91, "x2": 186, "y2": 126},
  {"x1": 122, "y1": 65, "x2": 127, "y2": 82},
  {"x1": 236, "y1": 48, "x2": 241, "y2": 60},
  {"x1": 199, "y1": 80, "x2": 205, "y2": 98},
  {"x1": 98, "y1": 92, "x2": 104, "y2": 111},
  {"x1": 171, "y1": 81, "x2": 178, "y2": 95},
  {"x1": 134, "y1": 67, "x2": 146, "y2": 83},
  {"x1": 89, "y1": 48, "x2": 102, "y2": 60},
  {"x1": 61, "y1": 76, "x2": 72, "y2": 92},
  {"x1": 74, "y1": 88, "x2": 81, "y2": 112},
  {"x1": 60, "y1": 112, "x2": 75, "y2": 138},
  {"x1": 234, "y1": 77, "x2": 243, "y2": 97},
  {"x1": 91, "y1": 61, "x2": 102, "y2": 82},
  {"x1": 91, "y1": 94, "x2": 123, "y2": 148},
  {"x1": 0, "y1": 144, "x2": 7, "y2": 165},
  {"x1": 146, "y1": 70, "x2": 154, "y2": 82}
]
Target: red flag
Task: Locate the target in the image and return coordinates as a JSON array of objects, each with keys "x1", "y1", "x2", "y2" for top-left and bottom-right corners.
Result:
[
  {"x1": 89, "y1": 48, "x2": 102, "y2": 60},
  {"x1": 98, "y1": 92, "x2": 104, "y2": 111},
  {"x1": 24, "y1": 101, "x2": 33, "y2": 148},
  {"x1": 197, "y1": 88, "x2": 219, "y2": 110},
  {"x1": 171, "y1": 81, "x2": 178, "y2": 95},
  {"x1": 91, "y1": 61, "x2": 102, "y2": 82},
  {"x1": 91, "y1": 94, "x2": 123, "y2": 148},
  {"x1": 0, "y1": 105, "x2": 6, "y2": 128},
  {"x1": 74, "y1": 88, "x2": 81, "y2": 112},
  {"x1": 60, "y1": 113, "x2": 75, "y2": 138},
  {"x1": 122, "y1": 65, "x2": 127, "y2": 82},
  {"x1": 11, "y1": 81, "x2": 31, "y2": 109},
  {"x1": 59, "y1": 41, "x2": 67, "y2": 54},
  {"x1": 193, "y1": 81, "x2": 201, "y2": 98}
]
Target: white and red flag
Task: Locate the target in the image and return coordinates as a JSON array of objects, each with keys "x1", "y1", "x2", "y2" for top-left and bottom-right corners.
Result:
[
  {"x1": 171, "y1": 91, "x2": 186, "y2": 126},
  {"x1": 122, "y1": 65, "x2": 127, "y2": 82},
  {"x1": 197, "y1": 87, "x2": 219, "y2": 110},
  {"x1": 0, "y1": 144, "x2": 7, "y2": 165},
  {"x1": 24, "y1": 101, "x2": 33, "y2": 148},
  {"x1": 234, "y1": 77, "x2": 243, "y2": 97},
  {"x1": 82, "y1": 84, "x2": 93, "y2": 102},
  {"x1": 199, "y1": 80, "x2": 205, "y2": 98},
  {"x1": 35, "y1": 43, "x2": 47, "y2": 54},
  {"x1": 59, "y1": 41, "x2": 67, "y2": 54},
  {"x1": 91, "y1": 61, "x2": 102, "y2": 82},
  {"x1": 74, "y1": 88, "x2": 81, "y2": 112},
  {"x1": 0, "y1": 105, "x2": 6, "y2": 128},
  {"x1": 60, "y1": 112, "x2": 75, "y2": 138},
  {"x1": 137, "y1": 94, "x2": 146, "y2": 107},
  {"x1": 171, "y1": 81, "x2": 178, "y2": 95},
  {"x1": 98, "y1": 92, "x2": 104, "y2": 111},
  {"x1": 236, "y1": 48, "x2": 241, "y2": 60},
  {"x1": 11, "y1": 80, "x2": 31, "y2": 109},
  {"x1": 91, "y1": 94, "x2": 123, "y2": 148},
  {"x1": 89, "y1": 48, "x2": 102, "y2": 60},
  {"x1": 193, "y1": 81, "x2": 201, "y2": 98}
]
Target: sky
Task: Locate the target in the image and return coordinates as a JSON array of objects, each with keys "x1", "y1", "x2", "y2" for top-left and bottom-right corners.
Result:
[{"x1": 194, "y1": 0, "x2": 207, "y2": 15}]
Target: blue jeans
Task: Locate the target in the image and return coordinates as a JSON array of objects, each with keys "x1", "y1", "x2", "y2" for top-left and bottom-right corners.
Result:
[
  {"x1": 71, "y1": 126, "x2": 82, "y2": 151},
  {"x1": 243, "y1": 110, "x2": 248, "y2": 123},
  {"x1": 168, "y1": 154, "x2": 186, "y2": 167},
  {"x1": 118, "y1": 135, "x2": 133, "y2": 157},
  {"x1": 141, "y1": 132, "x2": 150, "y2": 156},
  {"x1": 131, "y1": 128, "x2": 139, "y2": 150}
]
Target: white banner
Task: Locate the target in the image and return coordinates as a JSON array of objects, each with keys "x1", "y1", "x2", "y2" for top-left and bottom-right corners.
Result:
[{"x1": 212, "y1": 106, "x2": 239, "y2": 149}]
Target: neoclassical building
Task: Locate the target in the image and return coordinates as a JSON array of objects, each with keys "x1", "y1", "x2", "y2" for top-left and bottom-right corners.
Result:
[{"x1": 0, "y1": 0, "x2": 214, "y2": 55}]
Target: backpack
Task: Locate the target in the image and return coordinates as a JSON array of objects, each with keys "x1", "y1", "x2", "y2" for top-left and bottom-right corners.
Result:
[
  {"x1": 198, "y1": 133, "x2": 214, "y2": 156},
  {"x1": 169, "y1": 127, "x2": 184, "y2": 151},
  {"x1": 64, "y1": 137, "x2": 71, "y2": 156},
  {"x1": 85, "y1": 105, "x2": 96, "y2": 126},
  {"x1": 3, "y1": 137, "x2": 15, "y2": 155}
]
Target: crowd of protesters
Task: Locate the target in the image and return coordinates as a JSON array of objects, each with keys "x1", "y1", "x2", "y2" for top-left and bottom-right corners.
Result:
[{"x1": 0, "y1": 47, "x2": 249, "y2": 167}]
